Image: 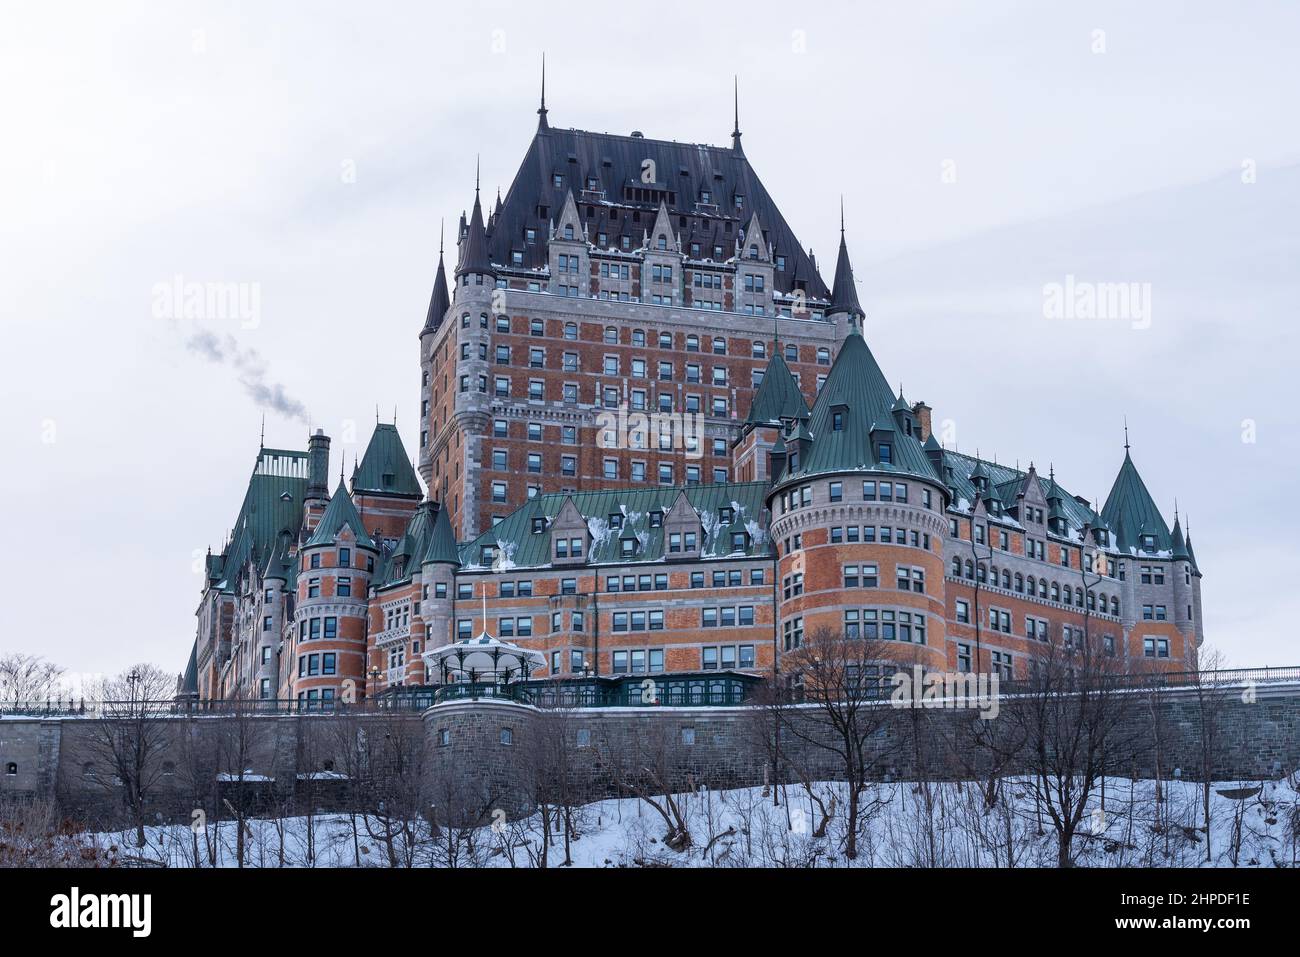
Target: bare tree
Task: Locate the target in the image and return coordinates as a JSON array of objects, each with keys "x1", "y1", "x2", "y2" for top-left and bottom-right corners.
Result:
[
  {"x1": 524, "y1": 704, "x2": 589, "y2": 867},
  {"x1": 0, "y1": 652, "x2": 66, "y2": 703},
  {"x1": 1188, "y1": 645, "x2": 1232, "y2": 862},
  {"x1": 1010, "y1": 634, "x2": 1135, "y2": 867},
  {"x1": 173, "y1": 715, "x2": 219, "y2": 866},
  {"x1": 361, "y1": 712, "x2": 429, "y2": 867},
  {"x1": 213, "y1": 697, "x2": 271, "y2": 867},
  {"x1": 593, "y1": 720, "x2": 694, "y2": 852},
  {"x1": 775, "y1": 627, "x2": 900, "y2": 860},
  {"x1": 82, "y1": 663, "x2": 174, "y2": 848}
]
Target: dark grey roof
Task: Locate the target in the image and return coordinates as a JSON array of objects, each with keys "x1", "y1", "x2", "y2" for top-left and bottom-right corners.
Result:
[
  {"x1": 486, "y1": 125, "x2": 830, "y2": 299},
  {"x1": 829, "y1": 229, "x2": 863, "y2": 317},
  {"x1": 455, "y1": 187, "x2": 494, "y2": 278},
  {"x1": 422, "y1": 241, "x2": 450, "y2": 335}
]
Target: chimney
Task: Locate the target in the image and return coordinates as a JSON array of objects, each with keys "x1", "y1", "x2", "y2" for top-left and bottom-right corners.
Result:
[
  {"x1": 307, "y1": 429, "x2": 331, "y2": 503},
  {"x1": 911, "y1": 401, "x2": 933, "y2": 443}
]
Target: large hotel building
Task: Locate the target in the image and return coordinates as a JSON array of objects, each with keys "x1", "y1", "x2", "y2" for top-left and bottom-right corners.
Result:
[{"x1": 183, "y1": 96, "x2": 1204, "y2": 705}]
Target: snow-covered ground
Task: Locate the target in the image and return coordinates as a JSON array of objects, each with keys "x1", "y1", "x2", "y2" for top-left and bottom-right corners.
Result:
[{"x1": 63, "y1": 775, "x2": 1300, "y2": 868}]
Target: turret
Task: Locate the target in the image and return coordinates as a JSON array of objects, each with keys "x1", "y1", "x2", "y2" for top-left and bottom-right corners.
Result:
[{"x1": 827, "y1": 201, "x2": 865, "y2": 339}]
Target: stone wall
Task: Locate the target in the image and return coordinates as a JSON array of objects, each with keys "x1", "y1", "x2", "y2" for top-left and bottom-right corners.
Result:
[{"x1": 2, "y1": 680, "x2": 1297, "y2": 830}]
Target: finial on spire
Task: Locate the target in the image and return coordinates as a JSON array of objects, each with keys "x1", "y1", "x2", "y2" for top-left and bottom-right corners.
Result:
[
  {"x1": 840, "y1": 196, "x2": 845, "y2": 235},
  {"x1": 1124, "y1": 416, "x2": 1130, "y2": 451},
  {"x1": 731, "y1": 77, "x2": 743, "y2": 153},
  {"x1": 439, "y1": 218, "x2": 444, "y2": 258},
  {"x1": 475, "y1": 155, "x2": 481, "y2": 196},
  {"x1": 537, "y1": 52, "x2": 548, "y2": 128},
  {"x1": 259, "y1": 414, "x2": 265, "y2": 449}
]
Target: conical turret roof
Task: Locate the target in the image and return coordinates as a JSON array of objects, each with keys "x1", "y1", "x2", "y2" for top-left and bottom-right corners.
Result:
[
  {"x1": 745, "y1": 352, "x2": 809, "y2": 426},
  {"x1": 1101, "y1": 449, "x2": 1171, "y2": 553},
  {"x1": 306, "y1": 481, "x2": 374, "y2": 549}
]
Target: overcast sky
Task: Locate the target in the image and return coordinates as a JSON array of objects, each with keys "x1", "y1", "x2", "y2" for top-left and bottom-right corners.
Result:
[{"x1": 1, "y1": 0, "x2": 1296, "y2": 683}]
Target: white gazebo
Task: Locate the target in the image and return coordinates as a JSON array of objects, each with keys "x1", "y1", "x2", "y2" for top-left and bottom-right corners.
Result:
[{"x1": 421, "y1": 630, "x2": 545, "y2": 700}]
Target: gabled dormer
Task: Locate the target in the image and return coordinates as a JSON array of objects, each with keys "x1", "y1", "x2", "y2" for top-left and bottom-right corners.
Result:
[
  {"x1": 549, "y1": 497, "x2": 588, "y2": 565},
  {"x1": 663, "y1": 490, "x2": 701, "y2": 560}
]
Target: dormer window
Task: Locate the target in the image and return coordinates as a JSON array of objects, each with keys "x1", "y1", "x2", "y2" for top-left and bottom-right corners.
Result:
[
  {"x1": 831, "y1": 405, "x2": 847, "y2": 431},
  {"x1": 481, "y1": 545, "x2": 497, "y2": 564},
  {"x1": 1140, "y1": 534, "x2": 1156, "y2": 551},
  {"x1": 620, "y1": 537, "x2": 636, "y2": 558},
  {"x1": 878, "y1": 443, "x2": 892, "y2": 464},
  {"x1": 564, "y1": 224, "x2": 574, "y2": 240},
  {"x1": 649, "y1": 510, "x2": 663, "y2": 527},
  {"x1": 531, "y1": 517, "x2": 546, "y2": 534},
  {"x1": 748, "y1": 245, "x2": 759, "y2": 259},
  {"x1": 734, "y1": 194, "x2": 745, "y2": 209},
  {"x1": 657, "y1": 236, "x2": 667, "y2": 250},
  {"x1": 553, "y1": 173, "x2": 563, "y2": 188},
  {"x1": 526, "y1": 228, "x2": 536, "y2": 244},
  {"x1": 719, "y1": 506, "x2": 734, "y2": 523},
  {"x1": 609, "y1": 513, "x2": 624, "y2": 530},
  {"x1": 701, "y1": 189, "x2": 711, "y2": 203}
]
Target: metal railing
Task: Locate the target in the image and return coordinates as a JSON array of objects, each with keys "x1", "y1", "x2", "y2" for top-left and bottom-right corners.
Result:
[{"x1": 2, "y1": 667, "x2": 1294, "y2": 718}]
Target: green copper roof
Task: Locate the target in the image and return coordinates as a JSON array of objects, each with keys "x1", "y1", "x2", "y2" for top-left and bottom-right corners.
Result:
[
  {"x1": 423, "y1": 502, "x2": 461, "y2": 566},
  {"x1": 376, "y1": 500, "x2": 461, "y2": 587},
  {"x1": 352, "y1": 423, "x2": 422, "y2": 498},
  {"x1": 1101, "y1": 450, "x2": 1171, "y2": 553},
  {"x1": 944, "y1": 452, "x2": 1101, "y2": 536},
  {"x1": 787, "y1": 330, "x2": 937, "y2": 483},
  {"x1": 1170, "y1": 516, "x2": 1190, "y2": 562},
  {"x1": 744, "y1": 352, "x2": 809, "y2": 426},
  {"x1": 460, "y1": 482, "x2": 772, "y2": 570},
  {"x1": 306, "y1": 481, "x2": 374, "y2": 549},
  {"x1": 213, "y1": 447, "x2": 310, "y2": 592}
]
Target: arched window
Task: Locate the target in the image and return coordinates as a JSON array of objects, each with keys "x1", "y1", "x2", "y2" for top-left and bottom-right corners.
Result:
[
  {"x1": 952, "y1": 556, "x2": 962, "y2": 577},
  {"x1": 1014, "y1": 573, "x2": 1024, "y2": 592},
  {"x1": 1002, "y1": 569, "x2": 1011, "y2": 589},
  {"x1": 1111, "y1": 597, "x2": 1120, "y2": 616},
  {"x1": 1075, "y1": 588, "x2": 1084, "y2": 607},
  {"x1": 1039, "y1": 578, "x2": 1048, "y2": 598},
  {"x1": 564, "y1": 321, "x2": 577, "y2": 340},
  {"x1": 965, "y1": 560, "x2": 974, "y2": 579},
  {"x1": 1050, "y1": 582, "x2": 1060, "y2": 602}
]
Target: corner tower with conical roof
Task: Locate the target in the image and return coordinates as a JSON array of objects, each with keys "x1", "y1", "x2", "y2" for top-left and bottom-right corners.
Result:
[{"x1": 766, "y1": 324, "x2": 951, "y2": 672}]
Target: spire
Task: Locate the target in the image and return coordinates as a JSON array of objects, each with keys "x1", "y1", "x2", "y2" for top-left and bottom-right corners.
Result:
[
  {"x1": 537, "y1": 52, "x2": 549, "y2": 130},
  {"x1": 422, "y1": 220, "x2": 450, "y2": 336},
  {"x1": 745, "y1": 351, "x2": 809, "y2": 427},
  {"x1": 1101, "y1": 444, "x2": 1172, "y2": 553},
  {"x1": 1170, "y1": 510, "x2": 1190, "y2": 562},
  {"x1": 731, "y1": 76, "x2": 743, "y2": 155},
  {"x1": 307, "y1": 480, "x2": 374, "y2": 548},
  {"x1": 456, "y1": 160, "x2": 494, "y2": 279},
  {"x1": 829, "y1": 200, "x2": 864, "y2": 320}
]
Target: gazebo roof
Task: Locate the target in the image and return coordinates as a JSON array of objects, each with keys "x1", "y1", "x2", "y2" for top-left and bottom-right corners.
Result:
[{"x1": 422, "y1": 633, "x2": 545, "y2": 680}]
